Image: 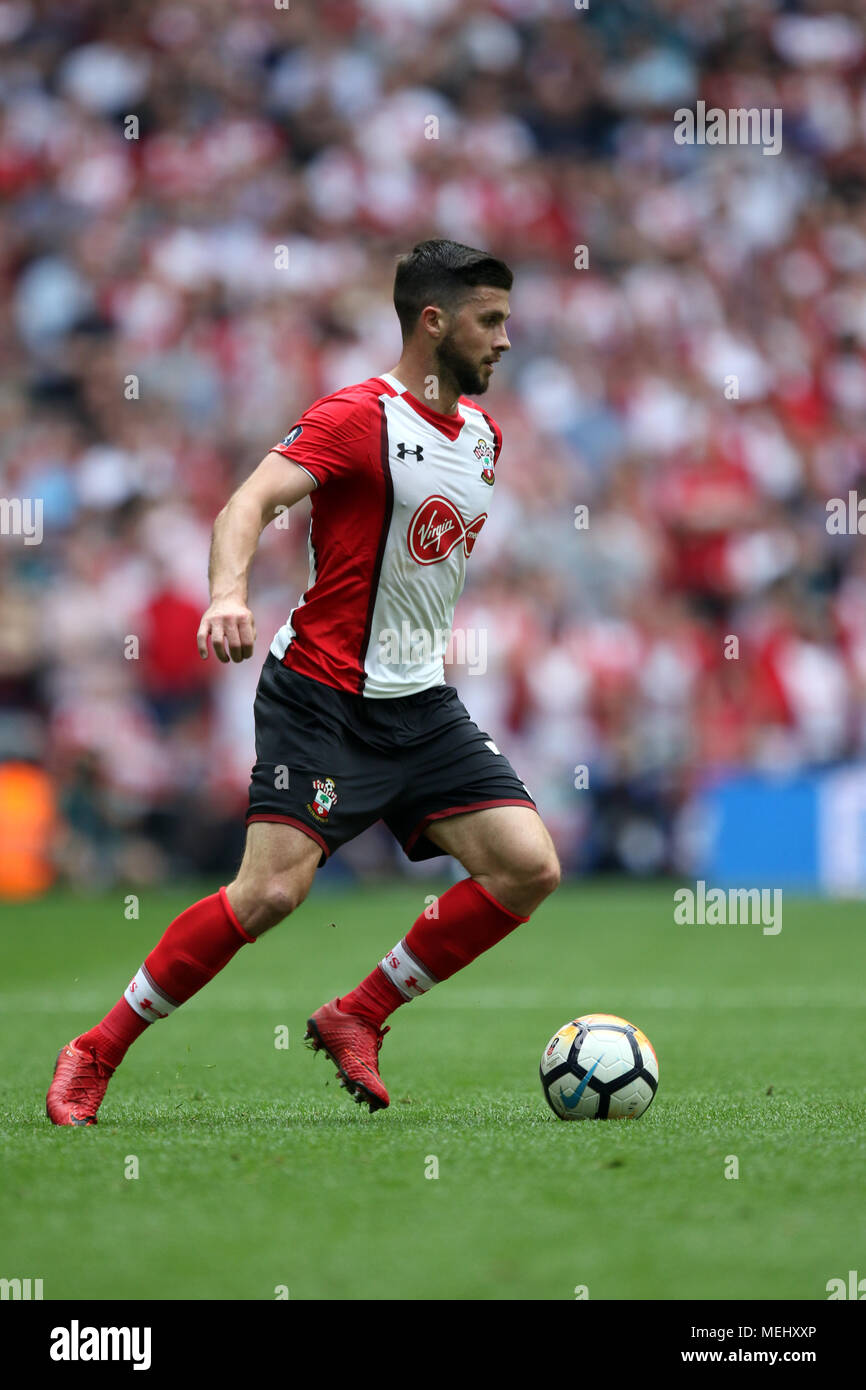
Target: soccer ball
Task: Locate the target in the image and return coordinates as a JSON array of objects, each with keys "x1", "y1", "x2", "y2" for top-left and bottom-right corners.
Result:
[{"x1": 540, "y1": 1013, "x2": 659, "y2": 1120}]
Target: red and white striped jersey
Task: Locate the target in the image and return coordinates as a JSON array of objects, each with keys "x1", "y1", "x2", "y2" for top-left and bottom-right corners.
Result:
[{"x1": 269, "y1": 372, "x2": 502, "y2": 697}]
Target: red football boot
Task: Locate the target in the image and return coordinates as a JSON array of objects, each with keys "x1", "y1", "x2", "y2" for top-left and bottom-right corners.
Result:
[
  {"x1": 305, "y1": 999, "x2": 391, "y2": 1112},
  {"x1": 46, "y1": 1040, "x2": 114, "y2": 1126}
]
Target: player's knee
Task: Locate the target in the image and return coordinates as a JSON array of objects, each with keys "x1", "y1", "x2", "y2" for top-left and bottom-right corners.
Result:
[
  {"x1": 490, "y1": 847, "x2": 560, "y2": 914},
  {"x1": 527, "y1": 850, "x2": 561, "y2": 902},
  {"x1": 234, "y1": 871, "x2": 312, "y2": 934},
  {"x1": 260, "y1": 876, "x2": 309, "y2": 926}
]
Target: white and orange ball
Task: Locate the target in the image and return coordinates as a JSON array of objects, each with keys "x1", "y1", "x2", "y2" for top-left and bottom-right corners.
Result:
[{"x1": 540, "y1": 1013, "x2": 659, "y2": 1120}]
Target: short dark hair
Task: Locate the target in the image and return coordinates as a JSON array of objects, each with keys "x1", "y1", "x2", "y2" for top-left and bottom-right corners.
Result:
[{"x1": 393, "y1": 239, "x2": 513, "y2": 340}]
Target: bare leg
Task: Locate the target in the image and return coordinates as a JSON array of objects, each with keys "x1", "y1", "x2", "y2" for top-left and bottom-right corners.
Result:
[{"x1": 226, "y1": 821, "x2": 323, "y2": 937}]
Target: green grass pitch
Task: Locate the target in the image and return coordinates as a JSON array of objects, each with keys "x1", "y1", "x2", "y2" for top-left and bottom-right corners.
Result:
[{"x1": 1, "y1": 880, "x2": 863, "y2": 1301}]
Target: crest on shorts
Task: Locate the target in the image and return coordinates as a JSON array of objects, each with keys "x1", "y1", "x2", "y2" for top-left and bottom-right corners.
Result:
[
  {"x1": 474, "y1": 437, "x2": 495, "y2": 484},
  {"x1": 306, "y1": 776, "x2": 337, "y2": 821}
]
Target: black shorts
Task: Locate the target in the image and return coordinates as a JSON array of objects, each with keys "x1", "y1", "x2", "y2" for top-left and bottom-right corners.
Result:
[{"x1": 246, "y1": 652, "x2": 537, "y2": 865}]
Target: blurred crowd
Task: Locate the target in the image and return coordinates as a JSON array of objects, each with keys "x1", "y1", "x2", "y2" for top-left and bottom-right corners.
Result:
[{"x1": 2, "y1": 0, "x2": 866, "y2": 891}]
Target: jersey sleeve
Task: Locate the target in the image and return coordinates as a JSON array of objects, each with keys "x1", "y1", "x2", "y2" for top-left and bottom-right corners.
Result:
[
  {"x1": 270, "y1": 390, "x2": 376, "y2": 488},
  {"x1": 484, "y1": 410, "x2": 502, "y2": 463}
]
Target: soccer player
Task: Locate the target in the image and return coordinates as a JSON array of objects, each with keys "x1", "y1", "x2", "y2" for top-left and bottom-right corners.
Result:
[{"x1": 47, "y1": 239, "x2": 561, "y2": 1122}]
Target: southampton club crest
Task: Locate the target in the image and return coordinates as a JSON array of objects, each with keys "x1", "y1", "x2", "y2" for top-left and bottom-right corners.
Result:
[
  {"x1": 474, "y1": 437, "x2": 495, "y2": 484},
  {"x1": 306, "y1": 775, "x2": 338, "y2": 822}
]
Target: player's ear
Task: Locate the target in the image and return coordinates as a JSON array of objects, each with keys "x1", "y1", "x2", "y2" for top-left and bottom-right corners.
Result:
[{"x1": 420, "y1": 304, "x2": 444, "y2": 339}]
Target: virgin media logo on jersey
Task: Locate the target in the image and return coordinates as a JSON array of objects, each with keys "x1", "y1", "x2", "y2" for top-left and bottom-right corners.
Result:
[{"x1": 408, "y1": 496, "x2": 487, "y2": 565}]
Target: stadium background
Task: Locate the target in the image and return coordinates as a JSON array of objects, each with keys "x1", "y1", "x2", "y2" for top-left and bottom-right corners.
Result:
[{"x1": 3, "y1": 0, "x2": 866, "y2": 898}]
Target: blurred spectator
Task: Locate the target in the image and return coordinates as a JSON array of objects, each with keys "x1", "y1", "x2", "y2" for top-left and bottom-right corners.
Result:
[{"x1": 0, "y1": 760, "x2": 57, "y2": 898}]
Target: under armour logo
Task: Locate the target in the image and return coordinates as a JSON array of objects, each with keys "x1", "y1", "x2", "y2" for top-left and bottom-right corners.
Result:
[{"x1": 396, "y1": 442, "x2": 423, "y2": 460}]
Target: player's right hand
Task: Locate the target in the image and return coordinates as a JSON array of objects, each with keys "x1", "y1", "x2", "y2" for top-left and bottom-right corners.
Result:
[{"x1": 197, "y1": 598, "x2": 257, "y2": 663}]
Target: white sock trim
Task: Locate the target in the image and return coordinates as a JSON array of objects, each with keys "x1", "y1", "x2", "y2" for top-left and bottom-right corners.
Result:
[
  {"x1": 379, "y1": 939, "x2": 438, "y2": 1001},
  {"x1": 124, "y1": 966, "x2": 179, "y2": 1023}
]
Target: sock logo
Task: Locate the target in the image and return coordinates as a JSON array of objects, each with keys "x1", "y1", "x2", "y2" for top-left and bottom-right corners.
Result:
[
  {"x1": 125, "y1": 967, "x2": 177, "y2": 1023},
  {"x1": 379, "y1": 940, "x2": 437, "y2": 1000}
]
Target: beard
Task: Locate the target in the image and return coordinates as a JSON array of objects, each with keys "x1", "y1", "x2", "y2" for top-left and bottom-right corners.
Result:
[{"x1": 435, "y1": 330, "x2": 490, "y2": 397}]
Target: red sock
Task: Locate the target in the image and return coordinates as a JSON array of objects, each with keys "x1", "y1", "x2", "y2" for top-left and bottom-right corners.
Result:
[
  {"x1": 76, "y1": 888, "x2": 254, "y2": 1069},
  {"x1": 339, "y1": 878, "x2": 529, "y2": 1029},
  {"x1": 338, "y1": 966, "x2": 405, "y2": 1029}
]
